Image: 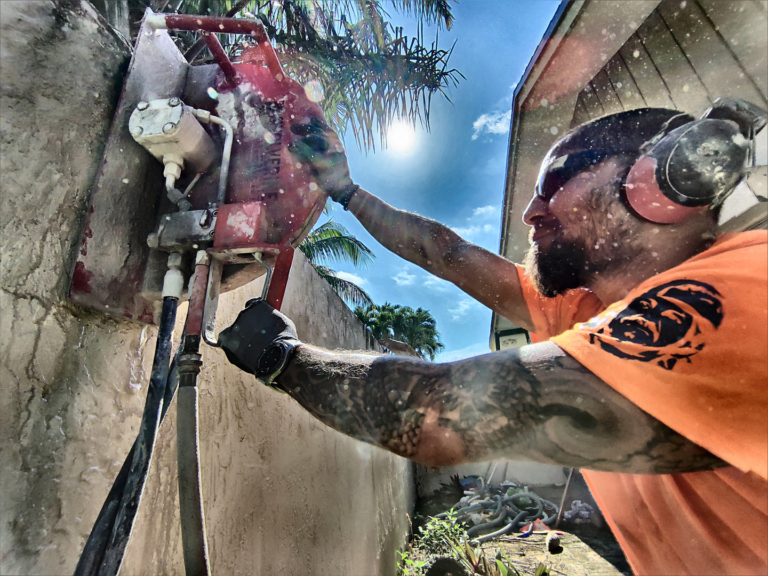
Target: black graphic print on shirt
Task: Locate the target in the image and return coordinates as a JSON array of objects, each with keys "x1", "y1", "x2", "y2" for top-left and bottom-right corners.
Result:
[{"x1": 587, "y1": 280, "x2": 723, "y2": 370}]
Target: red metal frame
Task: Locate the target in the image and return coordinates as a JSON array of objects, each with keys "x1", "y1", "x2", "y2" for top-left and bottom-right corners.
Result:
[
  {"x1": 161, "y1": 14, "x2": 284, "y2": 79},
  {"x1": 264, "y1": 248, "x2": 294, "y2": 310}
]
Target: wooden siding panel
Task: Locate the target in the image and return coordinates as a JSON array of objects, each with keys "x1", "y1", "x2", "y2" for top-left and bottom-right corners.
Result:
[
  {"x1": 582, "y1": 82, "x2": 605, "y2": 118},
  {"x1": 605, "y1": 53, "x2": 648, "y2": 110},
  {"x1": 620, "y1": 34, "x2": 677, "y2": 109},
  {"x1": 636, "y1": 10, "x2": 712, "y2": 114},
  {"x1": 571, "y1": 95, "x2": 592, "y2": 128},
  {"x1": 592, "y1": 69, "x2": 625, "y2": 115},
  {"x1": 659, "y1": 0, "x2": 767, "y2": 107},
  {"x1": 697, "y1": 0, "x2": 768, "y2": 98}
]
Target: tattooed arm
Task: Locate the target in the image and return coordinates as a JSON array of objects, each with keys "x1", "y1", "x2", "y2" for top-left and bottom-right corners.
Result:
[
  {"x1": 276, "y1": 340, "x2": 726, "y2": 474},
  {"x1": 288, "y1": 120, "x2": 534, "y2": 329},
  {"x1": 347, "y1": 190, "x2": 534, "y2": 332}
]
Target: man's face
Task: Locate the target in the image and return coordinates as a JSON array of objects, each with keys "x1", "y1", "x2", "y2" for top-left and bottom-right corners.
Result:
[{"x1": 522, "y1": 152, "x2": 641, "y2": 298}]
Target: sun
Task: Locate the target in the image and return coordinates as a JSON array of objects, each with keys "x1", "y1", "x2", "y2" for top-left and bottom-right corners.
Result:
[{"x1": 387, "y1": 121, "x2": 416, "y2": 152}]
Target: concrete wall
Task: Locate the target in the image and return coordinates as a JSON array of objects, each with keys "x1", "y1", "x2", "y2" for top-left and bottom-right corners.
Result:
[{"x1": 0, "y1": 2, "x2": 414, "y2": 574}]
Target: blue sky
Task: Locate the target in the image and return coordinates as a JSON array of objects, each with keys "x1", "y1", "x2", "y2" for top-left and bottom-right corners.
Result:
[{"x1": 324, "y1": 1, "x2": 560, "y2": 362}]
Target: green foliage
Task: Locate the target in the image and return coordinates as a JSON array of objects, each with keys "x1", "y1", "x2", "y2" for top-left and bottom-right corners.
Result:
[
  {"x1": 299, "y1": 219, "x2": 375, "y2": 307},
  {"x1": 299, "y1": 220, "x2": 374, "y2": 268},
  {"x1": 533, "y1": 564, "x2": 552, "y2": 576},
  {"x1": 146, "y1": 0, "x2": 461, "y2": 152},
  {"x1": 397, "y1": 550, "x2": 428, "y2": 576},
  {"x1": 448, "y1": 540, "x2": 532, "y2": 576},
  {"x1": 416, "y1": 509, "x2": 467, "y2": 555},
  {"x1": 355, "y1": 302, "x2": 444, "y2": 360}
]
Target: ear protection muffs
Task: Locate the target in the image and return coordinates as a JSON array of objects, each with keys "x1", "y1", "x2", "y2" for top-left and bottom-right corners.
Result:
[{"x1": 624, "y1": 98, "x2": 767, "y2": 224}]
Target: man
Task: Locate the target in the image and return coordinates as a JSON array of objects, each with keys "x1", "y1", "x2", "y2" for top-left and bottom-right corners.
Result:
[{"x1": 219, "y1": 108, "x2": 767, "y2": 574}]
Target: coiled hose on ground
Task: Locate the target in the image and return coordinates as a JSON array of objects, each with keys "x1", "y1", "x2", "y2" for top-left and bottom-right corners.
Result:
[{"x1": 437, "y1": 490, "x2": 559, "y2": 545}]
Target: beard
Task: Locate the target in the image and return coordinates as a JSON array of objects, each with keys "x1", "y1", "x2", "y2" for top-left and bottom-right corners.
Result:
[
  {"x1": 524, "y1": 179, "x2": 642, "y2": 298},
  {"x1": 524, "y1": 236, "x2": 590, "y2": 298}
]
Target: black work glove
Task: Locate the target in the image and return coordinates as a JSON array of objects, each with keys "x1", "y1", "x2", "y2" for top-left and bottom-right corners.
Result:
[
  {"x1": 289, "y1": 117, "x2": 359, "y2": 209},
  {"x1": 217, "y1": 298, "x2": 301, "y2": 390}
]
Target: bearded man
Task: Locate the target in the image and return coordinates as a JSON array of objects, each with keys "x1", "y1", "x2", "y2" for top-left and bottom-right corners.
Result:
[{"x1": 220, "y1": 107, "x2": 767, "y2": 575}]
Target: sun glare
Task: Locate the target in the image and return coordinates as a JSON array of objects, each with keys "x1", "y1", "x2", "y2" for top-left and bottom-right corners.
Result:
[{"x1": 387, "y1": 122, "x2": 416, "y2": 152}]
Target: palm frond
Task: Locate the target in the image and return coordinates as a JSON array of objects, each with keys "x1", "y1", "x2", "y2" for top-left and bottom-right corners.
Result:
[
  {"x1": 266, "y1": 20, "x2": 462, "y2": 151},
  {"x1": 388, "y1": 0, "x2": 454, "y2": 29},
  {"x1": 314, "y1": 265, "x2": 374, "y2": 307},
  {"x1": 299, "y1": 220, "x2": 375, "y2": 267}
]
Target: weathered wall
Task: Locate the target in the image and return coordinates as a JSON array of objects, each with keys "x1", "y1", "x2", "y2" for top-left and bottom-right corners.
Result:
[{"x1": 0, "y1": 2, "x2": 414, "y2": 575}]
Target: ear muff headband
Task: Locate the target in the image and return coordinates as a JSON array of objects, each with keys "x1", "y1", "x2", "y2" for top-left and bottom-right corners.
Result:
[{"x1": 625, "y1": 98, "x2": 766, "y2": 224}]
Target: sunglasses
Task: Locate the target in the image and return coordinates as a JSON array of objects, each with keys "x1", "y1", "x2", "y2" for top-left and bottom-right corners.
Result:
[{"x1": 535, "y1": 149, "x2": 615, "y2": 201}]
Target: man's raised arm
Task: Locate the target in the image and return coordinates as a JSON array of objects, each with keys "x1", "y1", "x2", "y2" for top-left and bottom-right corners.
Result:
[{"x1": 289, "y1": 120, "x2": 534, "y2": 332}]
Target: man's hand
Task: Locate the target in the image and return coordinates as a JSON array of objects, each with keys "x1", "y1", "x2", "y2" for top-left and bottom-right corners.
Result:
[
  {"x1": 217, "y1": 299, "x2": 301, "y2": 388},
  {"x1": 289, "y1": 118, "x2": 359, "y2": 208}
]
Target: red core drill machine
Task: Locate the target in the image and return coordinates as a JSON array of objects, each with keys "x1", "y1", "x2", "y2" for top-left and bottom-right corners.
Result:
[{"x1": 71, "y1": 10, "x2": 328, "y2": 576}]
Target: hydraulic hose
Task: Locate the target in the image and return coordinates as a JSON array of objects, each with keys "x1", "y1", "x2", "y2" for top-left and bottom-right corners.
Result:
[
  {"x1": 177, "y1": 355, "x2": 211, "y2": 576},
  {"x1": 176, "y1": 251, "x2": 213, "y2": 576},
  {"x1": 74, "y1": 329, "x2": 184, "y2": 576},
  {"x1": 96, "y1": 296, "x2": 178, "y2": 576}
]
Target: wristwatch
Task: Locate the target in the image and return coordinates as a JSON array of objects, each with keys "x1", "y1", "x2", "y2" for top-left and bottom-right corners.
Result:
[{"x1": 255, "y1": 340, "x2": 297, "y2": 391}]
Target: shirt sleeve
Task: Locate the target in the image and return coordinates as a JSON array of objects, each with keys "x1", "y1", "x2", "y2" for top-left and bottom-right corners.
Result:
[{"x1": 551, "y1": 236, "x2": 768, "y2": 479}]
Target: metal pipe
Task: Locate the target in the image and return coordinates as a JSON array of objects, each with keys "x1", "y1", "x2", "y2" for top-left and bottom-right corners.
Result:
[
  {"x1": 208, "y1": 115, "x2": 233, "y2": 206},
  {"x1": 183, "y1": 0, "x2": 252, "y2": 62},
  {"x1": 145, "y1": 13, "x2": 284, "y2": 79},
  {"x1": 201, "y1": 32, "x2": 238, "y2": 86},
  {"x1": 188, "y1": 107, "x2": 232, "y2": 208},
  {"x1": 555, "y1": 468, "x2": 573, "y2": 529},
  {"x1": 98, "y1": 295, "x2": 179, "y2": 576}
]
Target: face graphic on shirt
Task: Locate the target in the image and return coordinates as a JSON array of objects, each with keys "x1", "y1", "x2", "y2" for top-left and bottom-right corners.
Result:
[{"x1": 587, "y1": 280, "x2": 724, "y2": 370}]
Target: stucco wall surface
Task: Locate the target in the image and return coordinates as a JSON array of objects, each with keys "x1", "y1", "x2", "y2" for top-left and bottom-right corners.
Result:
[{"x1": 0, "y1": 2, "x2": 414, "y2": 575}]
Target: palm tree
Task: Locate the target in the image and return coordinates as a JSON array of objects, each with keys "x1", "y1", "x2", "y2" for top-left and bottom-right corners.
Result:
[
  {"x1": 118, "y1": 0, "x2": 461, "y2": 152},
  {"x1": 299, "y1": 220, "x2": 375, "y2": 307},
  {"x1": 355, "y1": 302, "x2": 444, "y2": 360}
]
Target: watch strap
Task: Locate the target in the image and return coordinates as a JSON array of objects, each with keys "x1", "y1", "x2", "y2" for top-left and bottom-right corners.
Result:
[{"x1": 256, "y1": 339, "x2": 299, "y2": 392}]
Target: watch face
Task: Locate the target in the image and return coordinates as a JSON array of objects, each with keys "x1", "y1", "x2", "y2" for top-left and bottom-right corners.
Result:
[{"x1": 257, "y1": 343, "x2": 284, "y2": 375}]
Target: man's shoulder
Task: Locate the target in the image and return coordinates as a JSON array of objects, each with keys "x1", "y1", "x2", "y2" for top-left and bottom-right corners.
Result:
[{"x1": 708, "y1": 230, "x2": 767, "y2": 254}]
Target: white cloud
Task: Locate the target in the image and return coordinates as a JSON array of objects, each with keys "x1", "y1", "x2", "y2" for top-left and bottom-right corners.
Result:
[
  {"x1": 473, "y1": 205, "x2": 497, "y2": 218},
  {"x1": 335, "y1": 271, "x2": 367, "y2": 285},
  {"x1": 450, "y1": 204, "x2": 499, "y2": 239},
  {"x1": 449, "y1": 298, "x2": 480, "y2": 320},
  {"x1": 393, "y1": 270, "x2": 416, "y2": 286},
  {"x1": 450, "y1": 225, "x2": 481, "y2": 238},
  {"x1": 471, "y1": 110, "x2": 512, "y2": 140},
  {"x1": 424, "y1": 276, "x2": 451, "y2": 292}
]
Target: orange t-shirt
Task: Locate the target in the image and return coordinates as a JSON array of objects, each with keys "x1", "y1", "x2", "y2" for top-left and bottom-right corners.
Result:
[{"x1": 518, "y1": 231, "x2": 768, "y2": 575}]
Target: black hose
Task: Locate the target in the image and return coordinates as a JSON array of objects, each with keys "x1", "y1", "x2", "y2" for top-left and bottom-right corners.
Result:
[
  {"x1": 177, "y1": 333, "x2": 211, "y2": 576},
  {"x1": 74, "y1": 326, "x2": 184, "y2": 576},
  {"x1": 74, "y1": 297, "x2": 178, "y2": 576},
  {"x1": 472, "y1": 510, "x2": 529, "y2": 544},
  {"x1": 466, "y1": 509, "x2": 509, "y2": 537}
]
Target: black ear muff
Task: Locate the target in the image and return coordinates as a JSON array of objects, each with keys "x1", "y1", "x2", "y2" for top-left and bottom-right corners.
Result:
[{"x1": 625, "y1": 98, "x2": 767, "y2": 224}]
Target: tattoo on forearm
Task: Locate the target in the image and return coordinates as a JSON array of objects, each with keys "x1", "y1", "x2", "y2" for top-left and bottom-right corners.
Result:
[{"x1": 276, "y1": 344, "x2": 726, "y2": 474}]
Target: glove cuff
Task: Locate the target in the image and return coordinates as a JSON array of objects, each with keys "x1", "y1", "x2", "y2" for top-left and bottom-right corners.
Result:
[{"x1": 332, "y1": 183, "x2": 360, "y2": 210}]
